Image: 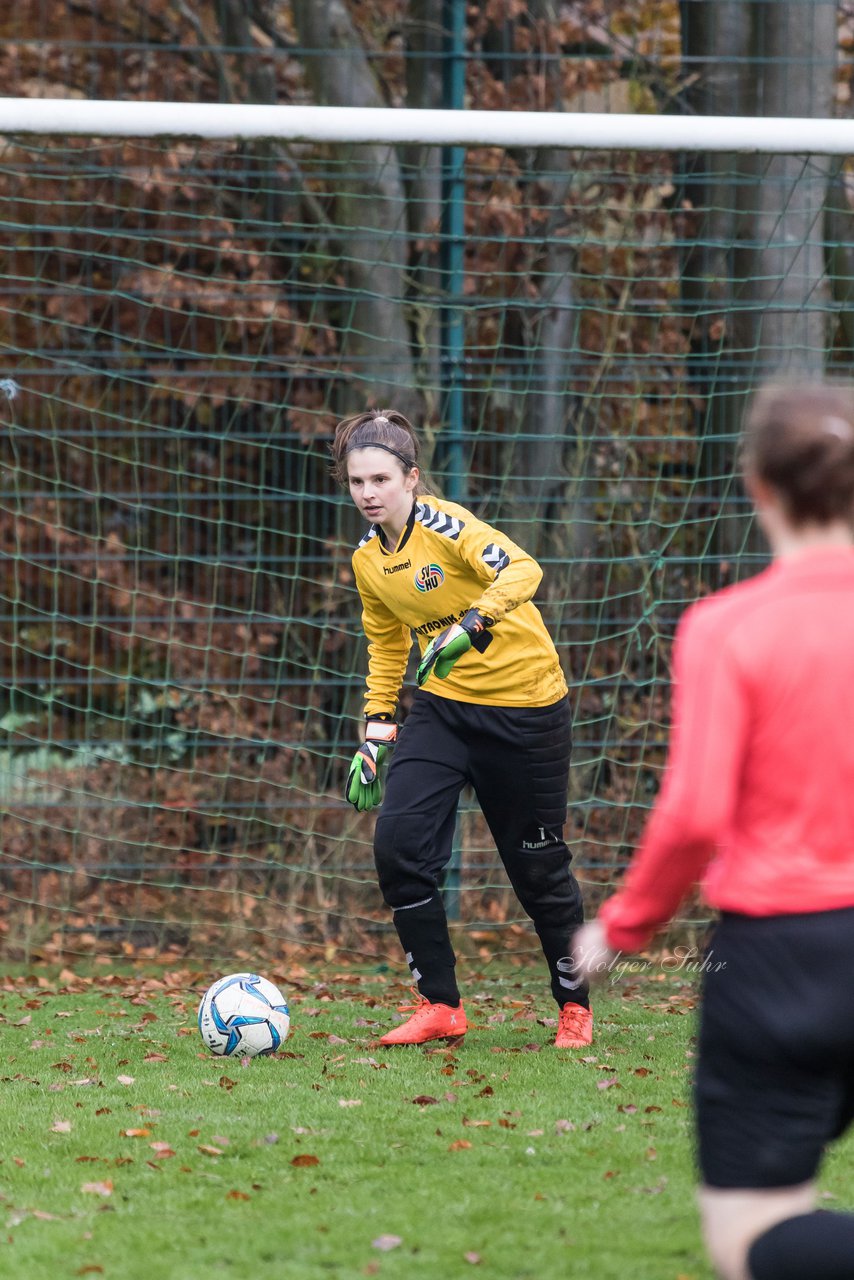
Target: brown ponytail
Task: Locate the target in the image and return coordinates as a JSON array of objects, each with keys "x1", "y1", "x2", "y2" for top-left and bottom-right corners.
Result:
[
  {"x1": 743, "y1": 382, "x2": 854, "y2": 527},
  {"x1": 330, "y1": 408, "x2": 433, "y2": 494}
]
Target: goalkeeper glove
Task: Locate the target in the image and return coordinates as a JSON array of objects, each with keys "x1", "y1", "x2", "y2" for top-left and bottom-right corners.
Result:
[
  {"x1": 346, "y1": 717, "x2": 398, "y2": 812},
  {"x1": 416, "y1": 608, "x2": 494, "y2": 687}
]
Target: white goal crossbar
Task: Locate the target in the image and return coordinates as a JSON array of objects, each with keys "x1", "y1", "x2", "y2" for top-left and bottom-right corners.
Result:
[{"x1": 0, "y1": 98, "x2": 851, "y2": 153}]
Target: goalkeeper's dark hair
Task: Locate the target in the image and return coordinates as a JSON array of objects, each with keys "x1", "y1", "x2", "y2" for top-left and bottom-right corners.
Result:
[
  {"x1": 743, "y1": 381, "x2": 854, "y2": 527},
  {"x1": 330, "y1": 408, "x2": 433, "y2": 494}
]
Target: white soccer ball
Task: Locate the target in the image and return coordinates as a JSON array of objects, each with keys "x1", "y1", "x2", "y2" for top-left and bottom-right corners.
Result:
[{"x1": 197, "y1": 972, "x2": 290, "y2": 1057}]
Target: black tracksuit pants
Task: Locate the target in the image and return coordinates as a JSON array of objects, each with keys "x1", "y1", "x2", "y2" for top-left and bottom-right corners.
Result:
[{"x1": 373, "y1": 689, "x2": 589, "y2": 1009}]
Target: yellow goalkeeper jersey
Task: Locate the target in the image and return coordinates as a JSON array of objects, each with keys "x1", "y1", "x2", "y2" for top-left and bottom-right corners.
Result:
[{"x1": 351, "y1": 495, "x2": 568, "y2": 714}]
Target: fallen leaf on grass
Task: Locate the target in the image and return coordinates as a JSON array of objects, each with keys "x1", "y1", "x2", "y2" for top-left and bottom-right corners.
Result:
[
  {"x1": 464, "y1": 1253, "x2": 482, "y2": 1265},
  {"x1": 81, "y1": 1181, "x2": 113, "y2": 1197},
  {"x1": 226, "y1": 1190, "x2": 250, "y2": 1201},
  {"x1": 120, "y1": 1129, "x2": 151, "y2": 1139},
  {"x1": 338, "y1": 1099, "x2": 362, "y2": 1108},
  {"x1": 597, "y1": 1078, "x2": 619, "y2": 1090},
  {"x1": 149, "y1": 1143, "x2": 176, "y2": 1159},
  {"x1": 411, "y1": 1095, "x2": 439, "y2": 1106},
  {"x1": 462, "y1": 1118, "x2": 490, "y2": 1128},
  {"x1": 116, "y1": 1076, "x2": 135, "y2": 1087},
  {"x1": 51, "y1": 1120, "x2": 72, "y2": 1133},
  {"x1": 327, "y1": 1034, "x2": 348, "y2": 1045},
  {"x1": 291, "y1": 1154, "x2": 320, "y2": 1168},
  {"x1": 371, "y1": 1235, "x2": 402, "y2": 1252},
  {"x1": 75, "y1": 1267, "x2": 104, "y2": 1275},
  {"x1": 448, "y1": 1140, "x2": 472, "y2": 1151},
  {"x1": 555, "y1": 1119, "x2": 576, "y2": 1134},
  {"x1": 143, "y1": 1053, "x2": 168, "y2": 1063},
  {"x1": 218, "y1": 1076, "x2": 237, "y2": 1092},
  {"x1": 198, "y1": 1145, "x2": 225, "y2": 1157}
]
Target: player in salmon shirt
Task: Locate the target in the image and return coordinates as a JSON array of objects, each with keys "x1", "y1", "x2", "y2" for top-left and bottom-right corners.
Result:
[
  {"x1": 333, "y1": 407, "x2": 591, "y2": 1048},
  {"x1": 575, "y1": 382, "x2": 854, "y2": 1280}
]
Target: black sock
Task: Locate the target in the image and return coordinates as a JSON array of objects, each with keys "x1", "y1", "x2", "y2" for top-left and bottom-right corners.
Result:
[
  {"x1": 536, "y1": 924, "x2": 590, "y2": 1010},
  {"x1": 748, "y1": 1211, "x2": 854, "y2": 1279},
  {"x1": 391, "y1": 894, "x2": 460, "y2": 1006}
]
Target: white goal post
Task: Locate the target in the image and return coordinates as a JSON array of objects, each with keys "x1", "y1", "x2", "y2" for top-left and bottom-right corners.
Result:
[{"x1": 0, "y1": 97, "x2": 852, "y2": 152}]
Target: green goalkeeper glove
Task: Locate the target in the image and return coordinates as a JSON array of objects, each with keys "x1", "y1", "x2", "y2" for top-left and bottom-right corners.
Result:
[
  {"x1": 346, "y1": 718, "x2": 398, "y2": 812},
  {"x1": 416, "y1": 608, "x2": 494, "y2": 687}
]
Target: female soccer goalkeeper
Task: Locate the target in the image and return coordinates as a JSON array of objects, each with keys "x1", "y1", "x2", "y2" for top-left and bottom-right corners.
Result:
[
  {"x1": 334, "y1": 408, "x2": 591, "y2": 1048},
  {"x1": 575, "y1": 382, "x2": 854, "y2": 1280}
]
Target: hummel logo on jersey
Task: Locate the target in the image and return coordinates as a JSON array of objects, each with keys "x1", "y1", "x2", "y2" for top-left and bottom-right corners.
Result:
[
  {"x1": 383, "y1": 559, "x2": 412, "y2": 576},
  {"x1": 415, "y1": 502, "x2": 464, "y2": 540},
  {"x1": 414, "y1": 563, "x2": 444, "y2": 592},
  {"x1": 482, "y1": 542, "x2": 511, "y2": 574}
]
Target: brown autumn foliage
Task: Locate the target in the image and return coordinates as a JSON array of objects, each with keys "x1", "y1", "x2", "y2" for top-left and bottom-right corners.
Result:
[{"x1": 0, "y1": 1, "x2": 846, "y2": 960}]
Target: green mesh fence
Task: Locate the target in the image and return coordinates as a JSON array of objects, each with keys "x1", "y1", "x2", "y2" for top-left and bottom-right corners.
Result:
[{"x1": 0, "y1": 127, "x2": 846, "y2": 964}]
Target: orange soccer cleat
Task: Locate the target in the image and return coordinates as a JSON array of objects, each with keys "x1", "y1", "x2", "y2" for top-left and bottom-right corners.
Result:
[
  {"x1": 554, "y1": 1002, "x2": 594, "y2": 1048},
  {"x1": 378, "y1": 992, "x2": 467, "y2": 1046}
]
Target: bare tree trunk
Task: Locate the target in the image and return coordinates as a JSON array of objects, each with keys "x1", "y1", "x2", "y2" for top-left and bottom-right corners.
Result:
[
  {"x1": 679, "y1": 0, "x2": 752, "y2": 390},
  {"x1": 679, "y1": 0, "x2": 753, "y2": 529},
  {"x1": 680, "y1": 0, "x2": 837, "y2": 569},
  {"x1": 825, "y1": 168, "x2": 854, "y2": 354},
  {"x1": 495, "y1": 0, "x2": 590, "y2": 564},
  {"x1": 739, "y1": 1, "x2": 837, "y2": 377},
  {"x1": 292, "y1": 0, "x2": 422, "y2": 420},
  {"x1": 402, "y1": 0, "x2": 443, "y2": 410}
]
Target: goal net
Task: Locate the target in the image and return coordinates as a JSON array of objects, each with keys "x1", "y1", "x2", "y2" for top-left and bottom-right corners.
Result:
[{"x1": 0, "y1": 101, "x2": 847, "y2": 964}]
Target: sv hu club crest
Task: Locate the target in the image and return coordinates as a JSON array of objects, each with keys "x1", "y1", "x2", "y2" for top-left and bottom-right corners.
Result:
[{"x1": 414, "y1": 563, "x2": 445, "y2": 592}]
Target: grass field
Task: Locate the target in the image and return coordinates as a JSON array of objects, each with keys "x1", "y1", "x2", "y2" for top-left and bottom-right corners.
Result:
[{"x1": 0, "y1": 963, "x2": 850, "y2": 1280}]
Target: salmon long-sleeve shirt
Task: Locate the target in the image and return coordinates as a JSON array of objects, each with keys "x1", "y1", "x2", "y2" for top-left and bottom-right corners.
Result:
[
  {"x1": 600, "y1": 546, "x2": 854, "y2": 954},
  {"x1": 352, "y1": 496, "x2": 568, "y2": 715}
]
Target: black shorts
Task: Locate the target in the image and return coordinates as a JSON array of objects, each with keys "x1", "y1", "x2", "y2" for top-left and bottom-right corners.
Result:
[{"x1": 696, "y1": 906, "x2": 854, "y2": 1189}]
